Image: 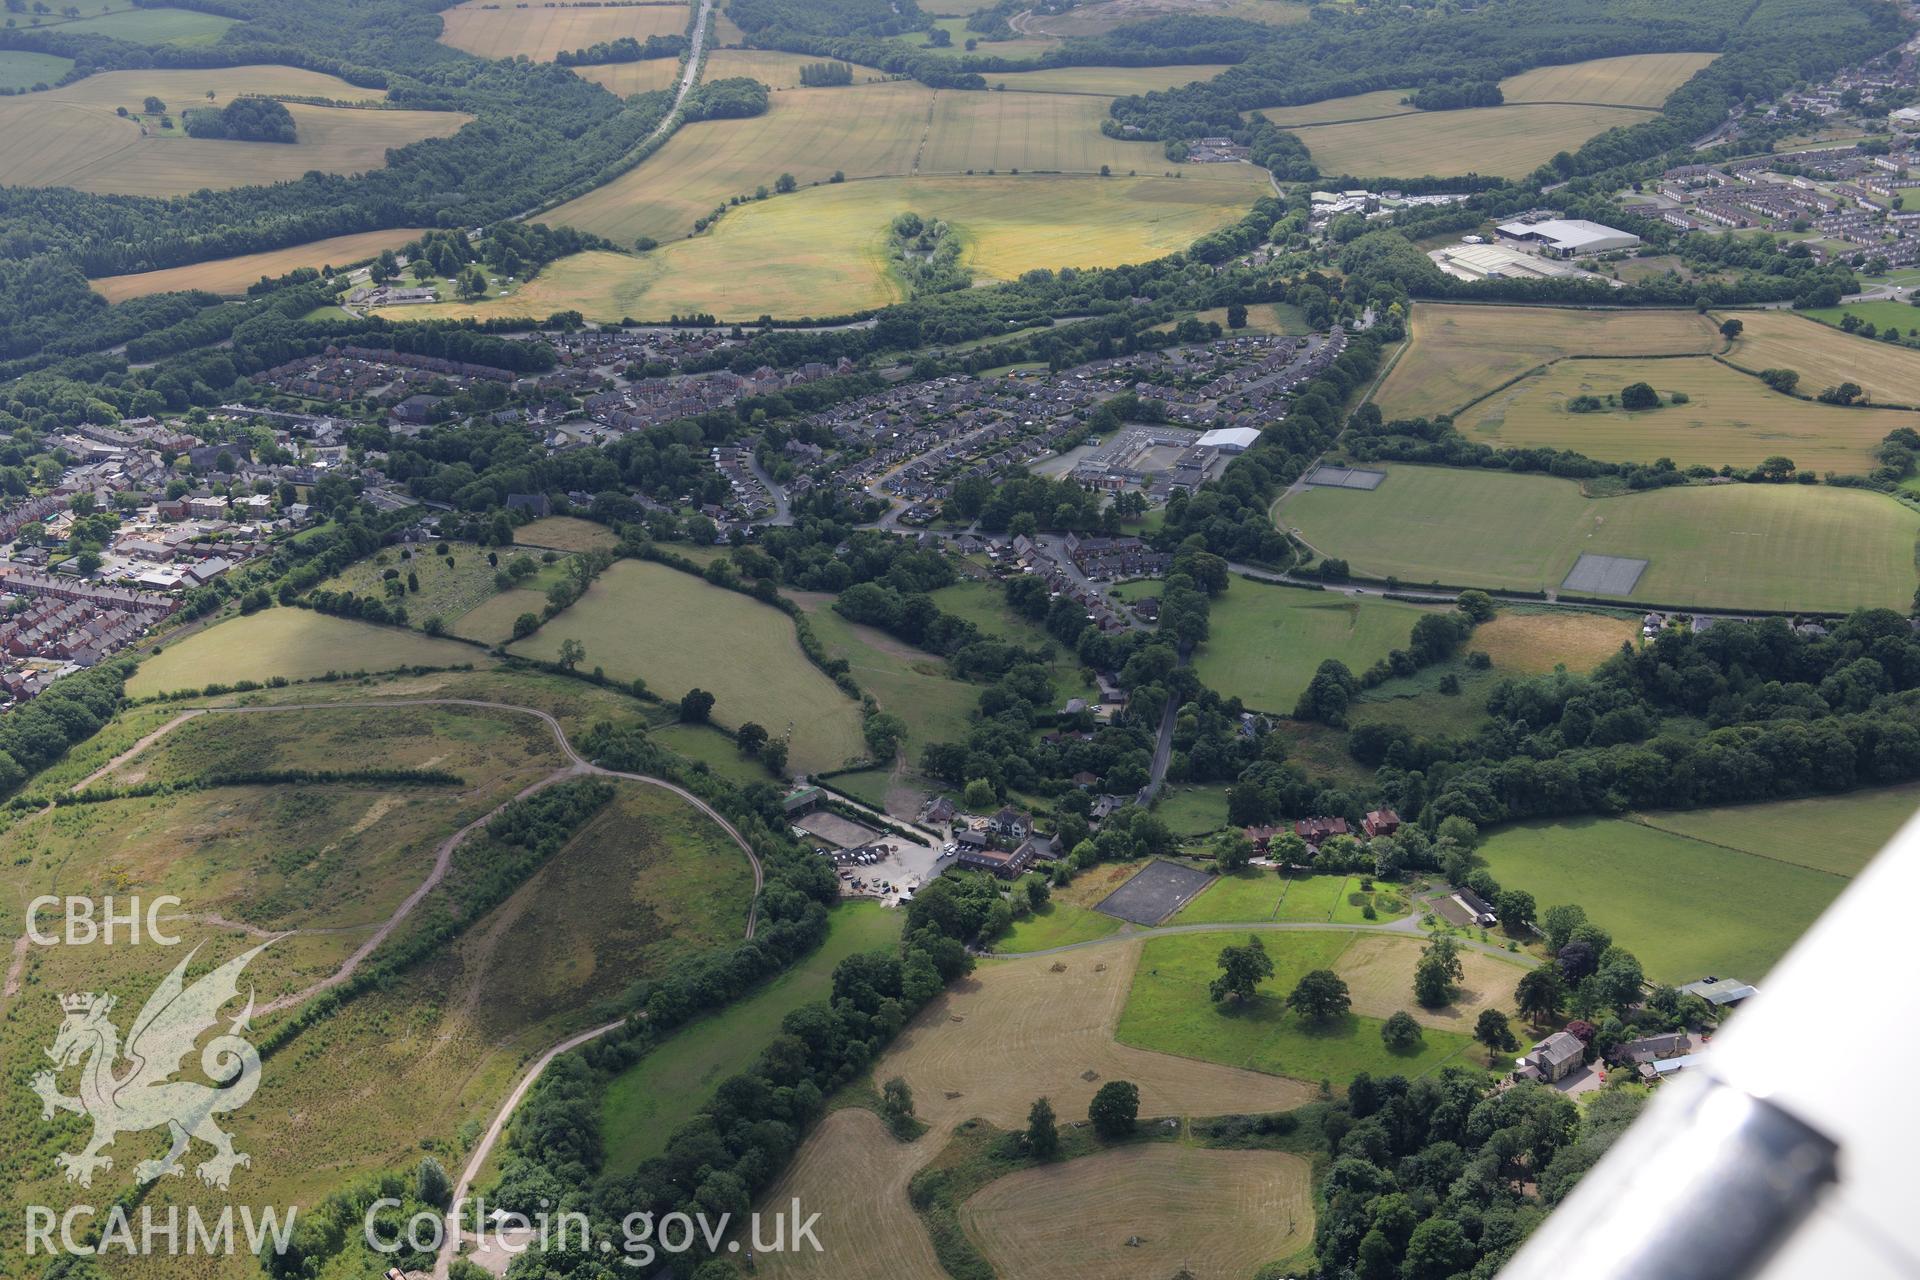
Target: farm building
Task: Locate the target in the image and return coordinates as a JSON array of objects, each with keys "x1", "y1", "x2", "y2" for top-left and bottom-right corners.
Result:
[
  {"x1": 1495, "y1": 217, "x2": 1640, "y2": 256},
  {"x1": 1450, "y1": 888, "x2": 1499, "y2": 927},
  {"x1": 1679, "y1": 976, "x2": 1759, "y2": 1008}
]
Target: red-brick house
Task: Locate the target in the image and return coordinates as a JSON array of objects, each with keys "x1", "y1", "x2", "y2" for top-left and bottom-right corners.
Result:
[{"x1": 1362, "y1": 808, "x2": 1402, "y2": 838}]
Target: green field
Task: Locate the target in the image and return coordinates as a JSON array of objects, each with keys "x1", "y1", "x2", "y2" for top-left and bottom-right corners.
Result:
[
  {"x1": 1174, "y1": 870, "x2": 1342, "y2": 923},
  {"x1": 1288, "y1": 102, "x2": 1650, "y2": 180},
  {"x1": 509, "y1": 559, "x2": 867, "y2": 774},
  {"x1": 321, "y1": 541, "x2": 574, "y2": 635},
  {"x1": 1630, "y1": 784, "x2": 1920, "y2": 878},
  {"x1": 1802, "y1": 300, "x2": 1920, "y2": 338},
  {"x1": 795, "y1": 595, "x2": 979, "y2": 751},
  {"x1": 1278, "y1": 464, "x2": 1920, "y2": 612},
  {"x1": 997, "y1": 899, "x2": 1123, "y2": 951},
  {"x1": 130, "y1": 608, "x2": 489, "y2": 695},
  {"x1": 1116, "y1": 931, "x2": 1483, "y2": 1084},
  {"x1": 0, "y1": 51, "x2": 73, "y2": 90},
  {"x1": 651, "y1": 721, "x2": 777, "y2": 786},
  {"x1": 52, "y1": 5, "x2": 235, "y2": 44},
  {"x1": 1154, "y1": 783, "x2": 1230, "y2": 835},
  {"x1": 1455, "y1": 355, "x2": 1907, "y2": 473},
  {"x1": 1478, "y1": 816, "x2": 1852, "y2": 982},
  {"x1": 1193, "y1": 580, "x2": 1435, "y2": 712},
  {"x1": 598, "y1": 903, "x2": 902, "y2": 1169},
  {"x1": 406, "y1": 171, "x2": 1266, "y2": 322}
]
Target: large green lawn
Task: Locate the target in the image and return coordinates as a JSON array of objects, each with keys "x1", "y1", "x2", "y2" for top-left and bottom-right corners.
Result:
[
  {"x1": 598, "y1": 903, "x2": 903, "y2": 1170},
  {"x1": 1277, "y1": 464, "x2": 1920, "y2": 612},
  {"x1": 1194, "y1": 581, "x2": 1437, "y2": 712},
  {"x1": 1116, "y1": 932, "x2": 1481, "y2": 1084},
  {"x1": 998, "y1": 900, "x2": 1122, "y2": 951},
  {"x1": 1477, "y1": 816, "x2": 1850, "y2": 983}
]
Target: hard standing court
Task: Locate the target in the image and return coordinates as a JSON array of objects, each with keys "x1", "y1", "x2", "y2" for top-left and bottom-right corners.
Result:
[
  {"x1": 1561, "y1": 553, "x2": 1648, "y2": 596},
  {"x1": 1304, "y1": 464, "x2": 1387, "y2": 490},
  {"x1": 1095, "y1": 860, "x2": 1215, "y2": 925}
]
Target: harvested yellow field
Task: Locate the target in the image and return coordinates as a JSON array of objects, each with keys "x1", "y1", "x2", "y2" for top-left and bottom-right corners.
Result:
[
  {"x1": 437, "y1": 0, "x2": 689, "y2": 61},
  {"x1": 1458, "y1": 355, "x2": 1908, "y2": 472},
  {"x1": 514, "y1": 515, "x2": 620, "y2": 550},
  {"x1": 918, "y1": 88, "x2": 1168, "y2": 174},
  {"x1": 1472, "y1": 610, "x2": 1639, "y2": 674},
  {"x1": 880, "y1": 938, "x2": 1315, "y2": 1134},
  {"x1": 1252, "y1": 88, "x2": 1412, "y2": 126},
  {"x1": 90, "y1": 227, "x2": 434, "y2": 301},
  {"x1": 395, "y1": 172, "x2": 1267, "y2": 321},
  {"x1": 961, "y1": 1146, "x2": 1315, "y2": 1280},
  {"x1": 1291, "y1": 102, "x2": 1651, "y2": 179},
  {"x1": 0, "y1": 68, "x2": 466, "y2": 196},
  {"x1": 1332, "y1": 934, "x2": 1523, "y2": 1032},
  {"x1": 983, "y1": 63, "x2": 1232, "y2": 95},
  {"x1": 753, "y1": 1111, "x2": 948, "y2": 1280},
  {"x1": 573, "y1": 58, "x2": 680, "y2": 96},
  {"x1": 1724, "y1": 309, "x2": 1920, "y2": 408},
  {"x1": 547, "y1": 80, "x2": 934, "y2": 245},
  {"x1": 1501, "y1": 52, "x2": 1719, "y2": 108},
  {"x1": 1374, "y1": 303, "x2": 1721, "y2": 419}
]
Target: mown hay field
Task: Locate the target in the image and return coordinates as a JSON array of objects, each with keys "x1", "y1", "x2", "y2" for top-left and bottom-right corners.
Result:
[
  {"x1": 1374, "y1": 303, "x2": 1723, "y2": 419},
  {"x1": 981, "y1": 61, "x2": 1232, "y2": 96},
  {"x1": 1280, "y1": 464, "x2": 1920, "y2": 611},
  {"x1": 1455, "y1": 355, "x2": 1907, "y2": 472},
  {"x1": 1193, "y1": 580, "x2": 1437, "y2": 712},
  {"x1": 1500, "y1": 51, "x2": 1718, "y2": 106},
  {"x1": 1289, "y1": 102, "x2": 1651, "y2": 178},
  {"x1": 437, "y1": 0, "x2": 690, "y2": 60},
  {"x1": 516, "y1": 514, "x2": 622, "y2": 550},
  {"x1": 0, "y1": 50, "x2": 73, "y2": 90},
  {"x1": 509, "y1": 559, "x2": 868, "y2": 772},
  {"x1": 89, "y1": 227, "x2": 435, "y2": 301},
  {"x1": 918, "y1": 87, "x2": 1171, "y2": 174},
  {"x1": 753, "y1": 1109, "x2": 949, "y2": 1280},
  {"x1": 1724, "y1": 308, "x2": 1920, "y2": 407},
  {"x1": 962, "y1": 1145, "x2": 1315, "y2": 1280},
  {"x1": 403, "y1": 172, "x2": 1268, "y2": 321},
  {"x1": 0, "y1": 68, "x2": 467, "y2": 197},
  {"x1": 1117, "y1": 931, "x2": 1495, "y2": 1082},
  {"x1": 1478, "y1": 815, "x2": 1852, "y2": 982},
  {"x1": 1471, "y1": 609, "x2": 1639, "y2": 674},
  {"x1": 129, "y1": 609, "x2": 491, "y2": 695}
]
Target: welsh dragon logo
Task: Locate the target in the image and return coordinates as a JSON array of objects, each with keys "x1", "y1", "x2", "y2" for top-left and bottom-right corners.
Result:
[{"x1": 30, "y1": 941, "x2": 270, "y2": 1190}]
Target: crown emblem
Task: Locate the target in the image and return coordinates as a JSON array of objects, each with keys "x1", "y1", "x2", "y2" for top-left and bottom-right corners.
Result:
[{"x1": 60, "y1": 992, "x2": 96, "y2": 1013}]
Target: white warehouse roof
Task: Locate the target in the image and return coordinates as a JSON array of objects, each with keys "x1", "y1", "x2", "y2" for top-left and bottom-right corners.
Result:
[
  {"x1": 1495, "y1": 218, "x2": 1640, "y2": 253},
  {"x1": 1198, "y1": 426, "x2": 1261, "y2": 451}
]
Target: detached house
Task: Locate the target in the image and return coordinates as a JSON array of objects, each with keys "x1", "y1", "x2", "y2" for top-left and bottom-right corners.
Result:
[{"x1": 1516, "y1": 1031, "x2": 1585, "y2": 1084}]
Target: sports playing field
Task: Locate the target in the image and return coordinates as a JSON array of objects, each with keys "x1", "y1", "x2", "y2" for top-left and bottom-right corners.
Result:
[
  {"x1": 395, "y1": 172, "x2": 1268, "y2": 321},
  {"x1": 0, "y1": 68, "x2": 466, "y2": 197},
  {"x1": 90, "y1": 227, "x2": 435, "y2": 301},
  {"x1": 1374, "y1": 303, "x2": 1721, "y2": 419},
  {"x1": 1478, "y1": 814, "x2": 1856, "y2": 982},
  {"x1": 1499, "y1": 51, "x2": 1718, "y2": 107},
  {"x1": 1277, "y1": 464, "x2": 1920, "y2": 611},
  {"x1": 1193, "y1": 579, "x2": 1438, "y2": 711},
  {"x1": 1724, "y1": 309, "x2": 1920, "y2": 408},
  {"x1": 508, "y1": 559, "x2": 868, "y2": 773},
  {"x1": 1455, "y1": 355, "x2": 1907, "y2": 472},
  {"x1": 437, "y1": 0, "x2": 690, "y2": 60}
]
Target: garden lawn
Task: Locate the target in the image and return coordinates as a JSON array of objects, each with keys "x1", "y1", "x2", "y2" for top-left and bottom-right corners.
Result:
[
  {"x1": 598, "y1": 903, "x2": 902, "y2": 1169},
  {"x1": 509, "y1": 560, "x2": 867, "y2": 774},
  {"x1": 1477, "y1": 816, "x2": 1848, "y2": 982},
  {"x1": 1154, "y1": 784, "x2": 1229, "y2": 835},
  {"x1": 1116, "y1": 932, "x2": 1482, "y2": 1084}
]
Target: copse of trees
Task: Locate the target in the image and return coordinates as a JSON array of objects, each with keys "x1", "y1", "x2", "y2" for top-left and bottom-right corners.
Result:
[
  {"x1": 1408, "y1": 80, "x2": 1503, "y2": 110},
  {"x1": 181, "y1": 96, "x2": 297, "y2": 142},
  {"x1": 798, "y1": 60, "x2": 854, "y2": 86},
  {"x1": 554, "y1": 34, "x2": 688, "y2": 66}
]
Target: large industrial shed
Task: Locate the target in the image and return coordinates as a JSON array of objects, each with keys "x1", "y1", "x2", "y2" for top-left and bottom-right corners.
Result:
[{"x1": 1495, "y1": 218, "x2": 1641, "y2": 257}]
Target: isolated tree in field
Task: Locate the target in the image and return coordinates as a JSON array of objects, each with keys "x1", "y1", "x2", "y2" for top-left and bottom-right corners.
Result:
[
  {"x1": 775, "y1": 171, "x2": 796, "y2": 193},
  {"x1": 416, "y1": 1157, "x2": 450, "y2": 1209},
  {"x1": 512, "y1": 611, "x2": 540, "y2": 640},
  {"x1": 1516, "y1": 966, "x2": 1566, "y2": 1023},
  {"x1": 1760, "y1": 367, "x2": 1799, "y2": 393},
  {"x1": 557, "y1": 638, "x2": 586, "y2": 670},
  {"x1": 1226, "y1": 302, "x2": 1248, "y2": 329},
  {"x1": 1381, "y1": 1010, "x2": 1423, "y2": 1053},
  {"x1": 880, "y1": 1076, "x2": 915, "y2": 1127},
  {"x1": 1286, "y1": 968, "x2": 1351, "y2": 1024},
  {"x1": 1413, "y1": 935, "x2": 1463, "y2": 1008},
  {"x1": 1719, "y1": 317, "x2": 1743, "y2": 340},
  {"x1": 1210, "y1": 935, "x2": 1274, "y2": 1004},
  {"x1": 679, "y1": 688, "x2": 715, "y2": 723},
  {"x1": 736, "y1": 721, "x2": 768, "y2": 755},
  {"x1": 1026, "y1": 1096, "x2": 1059, "y2": 1159},
  {"x1": 1475, "y1": 1008, "x2": 1518, "y2": 1052},
  {"x1": 1619, "y1": 381, "x2": 1660, "y2": 410},
  {"x1": 143, "y1": 95, "x2": 165, "y2": 114},
  {"x1": 1088, "y1": 1080, "x2": 1138, "y2": 1137}
]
